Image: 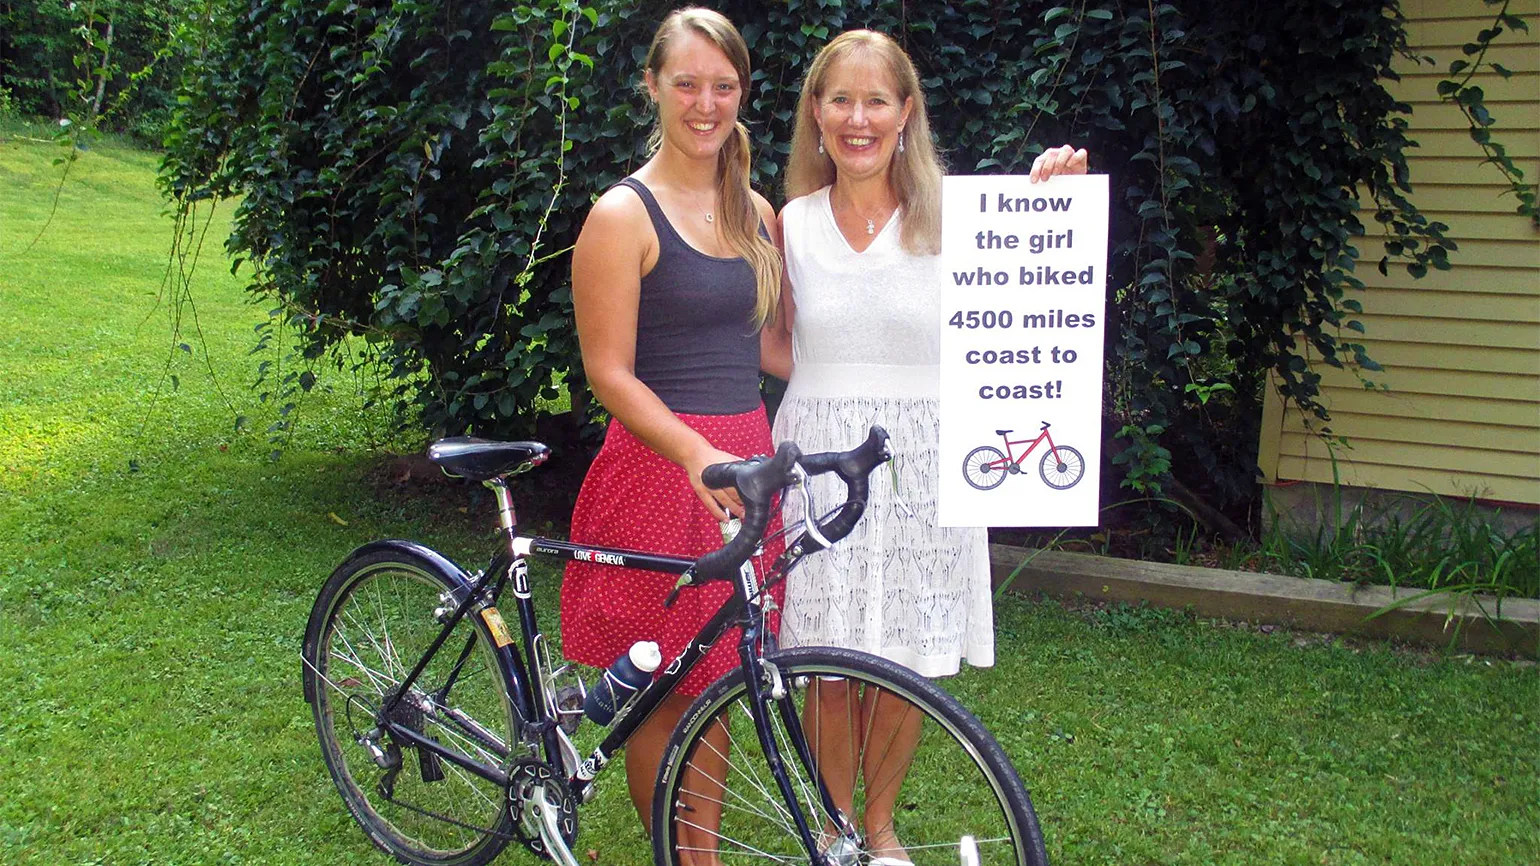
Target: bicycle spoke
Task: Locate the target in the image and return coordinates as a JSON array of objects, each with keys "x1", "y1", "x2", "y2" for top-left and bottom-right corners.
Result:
[
  {"x1": 673, "y1": 816, "x2": 800, "y2": 864},
  {"x1": 330, "y1": 631, "x2": 395, "y2": 695},
  {"x1": 682, "y1": 741, "x2": 796, "y2": 835},
  {"x1": 725, "y1": 701, "x2": 797, "y2": 826},
  {"x1": 672, "y1": 784, "x2": 790, "y2": 827},
  {"x1": 425, "y1": 710, "x2": 504, "y2": 767},
  {"x1": 442, "y1": 759, "x2": 500, "y2": 813},
  {"x1": 344, "y1": 607, "x2": 407, "y2": 683},
  {"x1": 900, "y1": 836, "x2": 1014, "y2": 851}
]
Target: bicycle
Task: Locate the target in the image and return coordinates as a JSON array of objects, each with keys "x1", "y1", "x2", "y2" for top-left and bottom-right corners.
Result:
[
  {"x1": 301, "y1": 426, "x2": 1049, "y2": 866},
  {"x1": 961, "y1": 423, "x2": 1085, "y2": 492}
]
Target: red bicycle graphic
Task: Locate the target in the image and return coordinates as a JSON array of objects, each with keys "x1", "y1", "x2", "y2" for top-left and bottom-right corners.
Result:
[{"x1": 962, "y1": 422, "x2": 1086, "y2": 491}]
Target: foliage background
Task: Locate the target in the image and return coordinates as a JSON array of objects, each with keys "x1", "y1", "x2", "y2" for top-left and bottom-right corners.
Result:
[
  {"x1": 0, "y1": 0, "x2": 195, "y2": 141},
  {"x1": 150, "y1": 0, "x2": 1507, "y2": 525}
]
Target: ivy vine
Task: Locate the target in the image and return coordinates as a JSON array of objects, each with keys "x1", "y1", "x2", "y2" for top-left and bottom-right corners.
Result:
[
  {"x1": 1435, "y1": 0, "x2": 1537, "y2": 226},
  {"x1": 157, "y1": 0, "x2": 1528, "y2": 522}
]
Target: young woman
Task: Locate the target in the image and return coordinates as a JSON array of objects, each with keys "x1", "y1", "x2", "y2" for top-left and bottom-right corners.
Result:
[
  {"x1": 560, "y1": 7, "x2": 788, "y2": 855},
  {"x1": 771, "y1": 30, "x2": 1087, "y2": 864}
]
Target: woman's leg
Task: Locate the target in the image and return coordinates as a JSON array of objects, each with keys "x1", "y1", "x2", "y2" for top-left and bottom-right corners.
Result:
[
  {"x1": 859, "y1": 686, "x2": 922, "y2": 863},
  {"x1": 626, "y1": 691, "x2": 729, "y2": 866},
  {"x1": 804, "y1": 677, "x2": 863, "y2": 830}
]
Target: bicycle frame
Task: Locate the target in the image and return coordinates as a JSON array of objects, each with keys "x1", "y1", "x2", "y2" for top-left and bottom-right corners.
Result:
[
  {"x1": 365, "y1": 478, "x2": 843, "y2": 858},
  {"x1": 992, "y1": 428, "x2": 1065, "y2": 469}
]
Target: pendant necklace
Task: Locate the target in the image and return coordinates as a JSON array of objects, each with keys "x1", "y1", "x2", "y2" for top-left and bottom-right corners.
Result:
[
  {"x1": 841, "y1": 192, "x2": 890, "y2": 236},
  {"x1": 691, "y1": 188, "x2": 716, "y2": 225}
]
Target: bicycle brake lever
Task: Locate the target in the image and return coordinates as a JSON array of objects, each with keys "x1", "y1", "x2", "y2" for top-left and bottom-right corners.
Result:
[
  {"x1": 662, "y1": 571, "x2": 694, "y2": 608},
  {"x1": 793, "y1": 467, "x2": 834, "y2": 550}
]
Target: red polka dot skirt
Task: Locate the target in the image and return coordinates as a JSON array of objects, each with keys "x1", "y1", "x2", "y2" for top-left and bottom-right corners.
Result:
[{"x1": 561, "y1": 407, "x2": 785, "y2": 696}]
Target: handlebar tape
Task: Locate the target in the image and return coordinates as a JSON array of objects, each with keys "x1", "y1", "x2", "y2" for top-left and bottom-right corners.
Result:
[{"x1": 694, "y1": 426, "x2": 892, "y2": 579}]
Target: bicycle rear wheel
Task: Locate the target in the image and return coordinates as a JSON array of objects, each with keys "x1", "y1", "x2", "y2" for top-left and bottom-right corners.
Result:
[
  {"x1": 963, "y1": 446, "x2": 1009, "y2": 490},
  {"x1": 653, "y1": 647, "x2": 1049, "y2": 866},
  {"x1": 301, "y1": 547, "x2": 519, "y2": 866}
]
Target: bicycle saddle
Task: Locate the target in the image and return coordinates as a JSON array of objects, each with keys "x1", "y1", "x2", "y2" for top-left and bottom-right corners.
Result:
[
  {"x1": 427, "y1": 437, "x2": 550, "y2": 481},
  {"x1": 995, "y1": 429, "x2": 1013, "y2": 436}
]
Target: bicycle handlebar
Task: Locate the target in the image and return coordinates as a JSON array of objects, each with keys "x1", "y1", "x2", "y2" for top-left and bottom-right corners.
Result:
[{"x1": 693, "y1": 426, "x2": 892, "y2": 583}]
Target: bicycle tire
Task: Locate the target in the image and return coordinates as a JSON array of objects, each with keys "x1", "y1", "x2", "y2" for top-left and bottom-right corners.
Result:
[
  {"x1": 652, "y1": 647, "x2": 1049, "y2": 866},
  {"x1": 1037, "y1": 446, "x2": 1085, "y2": 491},
  {"x1": 963, "y1": 446, "x2": 1009, "y2": 491},
  {"x1": 302, "y1": 546, "x2": 520, "y2": 866}
]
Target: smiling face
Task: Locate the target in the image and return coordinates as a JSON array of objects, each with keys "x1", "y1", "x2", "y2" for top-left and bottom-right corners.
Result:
[
  {"x1": 645, "y1": 30, "x2": 743, "y2": 164},
  {"x1": 812, "y1": 51, "x2": 914, "y2": 186}
]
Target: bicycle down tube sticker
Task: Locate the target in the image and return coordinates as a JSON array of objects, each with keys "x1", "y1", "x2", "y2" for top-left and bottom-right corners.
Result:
[
  {"x1": 938, "y1": 174, "x2": 1107, "y2": 527},
  {"x1": 480, "y1": 608, "x2": 515, "y2": 648}
]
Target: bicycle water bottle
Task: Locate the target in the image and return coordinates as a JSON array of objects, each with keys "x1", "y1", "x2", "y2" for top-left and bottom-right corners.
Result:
[{"x1": 584, "y1": 640, "x2": 662, "y2": 726}]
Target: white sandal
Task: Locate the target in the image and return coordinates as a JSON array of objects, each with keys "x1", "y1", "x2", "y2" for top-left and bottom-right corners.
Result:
[{"x1": 869, "y1": 858, "x2": 915, "y2": 866}]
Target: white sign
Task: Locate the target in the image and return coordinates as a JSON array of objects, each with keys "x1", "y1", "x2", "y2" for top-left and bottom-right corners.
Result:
[{"x1": 938, "y1": 174, "x2": 1108, "y2": 527}]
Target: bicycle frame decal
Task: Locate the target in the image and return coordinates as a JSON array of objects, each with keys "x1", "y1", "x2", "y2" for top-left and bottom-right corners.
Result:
[
  {"x1": 511, "y1": 556, "x2": 531, "y2": 599},
  {"x1": 479, "y1": 608, "x2": 514, "y2": 648},
  {"x1": 530, "y1": 537, "x2": 693, "y2": 574}
]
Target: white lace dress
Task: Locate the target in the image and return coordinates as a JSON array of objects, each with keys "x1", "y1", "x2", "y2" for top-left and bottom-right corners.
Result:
[{"x1": 772, "y1": 187, "x2": 994, "y2": 677}]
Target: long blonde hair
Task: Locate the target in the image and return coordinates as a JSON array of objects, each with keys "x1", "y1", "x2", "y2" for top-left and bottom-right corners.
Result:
[
  {"x1": 786, "y1": 30, "x2": 945, "y2": 256},
  {"x1": 644, "y1": 8, "x2": 782, "y2": 326}
]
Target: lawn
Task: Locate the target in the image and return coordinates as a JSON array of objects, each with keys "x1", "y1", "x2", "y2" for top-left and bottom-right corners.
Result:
[{"x1": 1, "y1": 128, "x2": 1536, "y2": 866}]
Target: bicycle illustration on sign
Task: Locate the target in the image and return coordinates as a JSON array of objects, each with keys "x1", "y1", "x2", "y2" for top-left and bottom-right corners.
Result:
[{"x1": 962, "y1": 421, "x2": 1086, "y2": 491}]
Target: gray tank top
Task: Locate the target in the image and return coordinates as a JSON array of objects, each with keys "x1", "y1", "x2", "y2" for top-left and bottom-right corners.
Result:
[{"x1": 618, "y1": 177, "x2": 762, "y2": 415}]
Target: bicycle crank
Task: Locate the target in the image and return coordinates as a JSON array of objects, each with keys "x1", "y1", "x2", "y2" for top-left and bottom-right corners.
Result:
[{"x1": 509, "y1": 758, "x2": 579, "y2": 864}]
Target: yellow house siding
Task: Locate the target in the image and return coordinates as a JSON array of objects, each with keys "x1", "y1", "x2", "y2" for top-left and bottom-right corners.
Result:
[{"x1": 1259, "y1": 0, "x2": 1540, "y2": 506}]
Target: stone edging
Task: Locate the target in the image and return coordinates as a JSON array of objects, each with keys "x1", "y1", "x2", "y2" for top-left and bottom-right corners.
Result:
[{"x1": 989, "y1": 544, "x2": 1540, "y2": 658}]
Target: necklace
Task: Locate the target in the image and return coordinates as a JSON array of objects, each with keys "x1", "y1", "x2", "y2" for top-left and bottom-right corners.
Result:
[
  {"x1": 689, "y1": 188, "x2": 716, "y2": 225},
  {"x1": 838, "y1": 190, "x2": 892, "y2": 235}
]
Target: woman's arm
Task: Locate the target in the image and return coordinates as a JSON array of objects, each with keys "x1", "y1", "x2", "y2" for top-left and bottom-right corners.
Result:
[
  {"x1": 572, "y1": 188, "x2": 743, "y2": 519},
  {"x1": 756, "y1": 193, "x2": 794, "y2": 381}
]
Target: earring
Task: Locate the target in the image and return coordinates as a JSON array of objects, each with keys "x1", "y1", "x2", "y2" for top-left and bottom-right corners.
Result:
[
  {"x1": 818, "y1": 134, "x2": 825, "y2": 155},
  {"x1": 898, "y1": 130, "x2": 905, "y2": 154}
]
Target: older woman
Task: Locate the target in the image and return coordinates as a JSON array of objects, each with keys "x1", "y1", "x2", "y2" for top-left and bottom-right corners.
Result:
[{"x1": 770, "y1": 30, "x2": 1086, "y2": 864}]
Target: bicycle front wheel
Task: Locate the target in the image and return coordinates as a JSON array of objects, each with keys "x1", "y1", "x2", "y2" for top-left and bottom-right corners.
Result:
[
  {"x1": 302, "y1": 547, "x2": 519, "y2": 866},
  {"x1": 963, "y1": 445, "x2": 1009, "y2": 490},
  {"x1": 653, "y1": 647, "x2": 1048, "y2": 866},
  {"x1": 1037, "y1": 446, "x2": 1085, "y2": 490}
]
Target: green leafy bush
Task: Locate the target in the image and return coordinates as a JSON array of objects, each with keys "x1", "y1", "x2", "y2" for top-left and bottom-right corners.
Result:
[{"x1": 160, "y1": 0, "x2": 1486, "y2": 512}]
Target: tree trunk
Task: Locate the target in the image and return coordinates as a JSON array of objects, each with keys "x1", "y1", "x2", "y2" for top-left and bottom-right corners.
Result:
[{"x1": 91, "y1": 16, "x2": 114, "y2": 119}]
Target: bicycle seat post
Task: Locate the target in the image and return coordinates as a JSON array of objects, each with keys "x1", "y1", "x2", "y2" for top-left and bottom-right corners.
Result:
[{"x1": 485, "y1": 479, "x2": 518, "y2": 538}]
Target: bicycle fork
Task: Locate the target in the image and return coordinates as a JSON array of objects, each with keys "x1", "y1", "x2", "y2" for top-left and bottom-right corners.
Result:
[{"x1": 737, "y1": 637, "x2": 859, "y2": 866}]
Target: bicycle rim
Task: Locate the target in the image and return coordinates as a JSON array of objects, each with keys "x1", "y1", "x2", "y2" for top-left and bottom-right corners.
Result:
[
  {"x1": 1038, "y1": 446, "x2": 1084, "y2": 490},
  {"x1": 963, "y1": 446, "x2": 1008, "y2": 491},
  {"x1": 307, "y1": 554, "x2": 518, "y2": 866},
  {"x1": 654, "y1": 647, "x2": 1048, "y2": 866}
]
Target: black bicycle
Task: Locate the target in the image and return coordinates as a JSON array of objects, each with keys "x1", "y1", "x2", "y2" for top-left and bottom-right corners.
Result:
[{"x1": 301, "y1": 426, "x2": 1049, "y2": 866}]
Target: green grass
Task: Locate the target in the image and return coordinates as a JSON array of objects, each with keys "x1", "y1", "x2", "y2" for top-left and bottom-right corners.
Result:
[{"x1": 3, "y1": 132, "x2": 1538, "y2": 865}]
